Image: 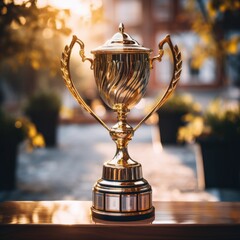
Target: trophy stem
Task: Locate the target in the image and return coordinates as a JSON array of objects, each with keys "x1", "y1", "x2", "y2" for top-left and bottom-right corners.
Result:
[
  {"x1": 103, "y1": 104, "x2": 143, "y2": 181},
  {"x1": 109, "y1": 104, "x2": 134, "y2": 164}
]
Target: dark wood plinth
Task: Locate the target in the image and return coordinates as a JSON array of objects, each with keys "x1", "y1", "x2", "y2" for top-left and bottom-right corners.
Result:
[{"x1": 1, "y1": 201, "x2": 240, "y2": 240}]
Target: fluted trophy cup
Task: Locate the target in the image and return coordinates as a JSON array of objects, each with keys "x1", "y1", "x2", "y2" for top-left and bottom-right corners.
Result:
[{"x1": 61, "y1": 23, "x2": 182, "y2": 221}]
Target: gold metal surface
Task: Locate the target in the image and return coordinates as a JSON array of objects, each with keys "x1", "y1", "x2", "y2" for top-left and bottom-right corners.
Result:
[
  {"x1": 94, "y1": 53, "x2": 150, "y2": 109},
  {"x1": 91, "y1": 23, "x2": 151, "y2": 54},
  {"x1": 61, "y1": 23, "x2": 182, "y2": 221}
]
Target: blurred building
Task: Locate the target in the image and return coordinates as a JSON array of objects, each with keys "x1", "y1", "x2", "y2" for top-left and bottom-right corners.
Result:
[
  {"x1": 1, "y1": 0, "x2": 239, "y2": 119},
  {"x1": 101, "y1": 0, "x2": 232, "y2": 91}
]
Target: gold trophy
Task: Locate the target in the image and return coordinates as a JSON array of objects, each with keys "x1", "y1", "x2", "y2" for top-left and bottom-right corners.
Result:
[{"x1": 61, "y1": 23, "x2": 182, "y2": 221}]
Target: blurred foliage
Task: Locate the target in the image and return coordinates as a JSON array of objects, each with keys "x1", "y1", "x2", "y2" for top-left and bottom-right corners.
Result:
[
  {"x1": 24, "y1": 90, "x2": 61, "y2": 147},
  {"x1": 24, "y1": 91, "x2": 61, "y2": 113},
  {"x1": 178, "y1": 99, "x2": 240, "y2": 143},
  {"x1": 0, "y1": 107, "x2": 45, "y2": 149},
  {"x1": 159, "y1": 93, "x2": 201, "y2": 114},
  {"x1": 0, "y1": 0, "x2": 71, "y2": 72},
  {"x1": 186, "y1": 0, "x2": 240, "y2": 69},
  {"x1": 0, "y1": 107, "x2": 24, "y2": 144},
  {"x1": 15, "y1": 116, "x2": 45, "y2": 150}
]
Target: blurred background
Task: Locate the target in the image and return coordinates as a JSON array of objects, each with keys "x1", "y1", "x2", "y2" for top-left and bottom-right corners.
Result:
[{"x1": 0, "y1": 0, "x2": 240, "y2": 202}]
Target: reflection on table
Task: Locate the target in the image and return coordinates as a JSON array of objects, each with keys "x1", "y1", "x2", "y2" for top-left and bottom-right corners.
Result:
[{"x1": 1, "y1": 201, "x2": 240, "y2": 240}]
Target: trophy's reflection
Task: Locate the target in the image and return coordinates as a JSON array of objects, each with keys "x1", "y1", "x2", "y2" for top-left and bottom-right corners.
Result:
[{"x1": 92, "y1": 215, "x2": 155, "y2": 225}]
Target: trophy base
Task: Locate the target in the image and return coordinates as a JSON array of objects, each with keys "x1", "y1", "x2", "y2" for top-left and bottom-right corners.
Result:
[{"x1": 91, "y1": 178, "x2": 154, "y2": 221}]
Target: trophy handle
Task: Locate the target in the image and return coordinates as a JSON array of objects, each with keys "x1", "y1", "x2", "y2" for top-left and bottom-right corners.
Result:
[
  {"x1": 133, "y1": 35, "x2": 182, "y2": 132},
  {"x1": 61, "y1": 35, "x2": 110, "y2": 132}
]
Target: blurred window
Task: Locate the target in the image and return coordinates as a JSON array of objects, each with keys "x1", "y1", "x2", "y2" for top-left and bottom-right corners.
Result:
[
  {"x1": 115, "y1": 0, "x2": 142, "y2": 26},
  {"x1": 152, "y1": 0, "x2": 172, "y2": 21}
]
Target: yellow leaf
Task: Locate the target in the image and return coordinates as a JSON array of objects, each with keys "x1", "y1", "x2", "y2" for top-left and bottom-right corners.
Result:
[
  {"x1": 32, "y1": 134, "x2": 45, "y2": 147},
  {"x1": 227, "y1": 39, "x2": 238, "y2": 54},
  {"x1": 31, "y1": 60, "x2": 40, "y2": 70},
  {"x1": 28, "y1": 123, "x2": 37, "y2": 138}
]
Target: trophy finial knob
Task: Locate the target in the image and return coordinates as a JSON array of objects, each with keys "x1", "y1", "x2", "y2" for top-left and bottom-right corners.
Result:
[{"x1": 119, "y1": 23, "x2": 125, "y2": 34}]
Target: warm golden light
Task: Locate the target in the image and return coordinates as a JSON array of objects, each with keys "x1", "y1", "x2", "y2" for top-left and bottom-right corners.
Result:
[
  {"x1": 12, "y1": 0, "x2": 102, "y2": 22},
  {"x1": 51, "y1": 201, "x2": 90, "y2": 224},
  {"x1": 37, "y1": 0, "x2": 102, "y2": 20}
]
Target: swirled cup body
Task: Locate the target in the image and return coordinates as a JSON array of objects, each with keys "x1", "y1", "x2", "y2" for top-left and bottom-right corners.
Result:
[{"x1": 93, "y1": 53, "x2": 150, "y2": 110}]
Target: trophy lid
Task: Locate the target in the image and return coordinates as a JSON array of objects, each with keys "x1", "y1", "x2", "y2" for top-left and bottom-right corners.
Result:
[{"x1": 91, "y1": 23, "x2": 152, "y2": 54}]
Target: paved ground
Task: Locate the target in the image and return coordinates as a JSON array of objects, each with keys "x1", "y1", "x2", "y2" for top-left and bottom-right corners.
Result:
[{"x1": 0, "y1": 123, "x2": 224, "y2": 202}]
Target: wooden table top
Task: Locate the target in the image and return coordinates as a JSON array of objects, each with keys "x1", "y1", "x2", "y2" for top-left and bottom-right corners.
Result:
[{"x1": 0, "y1": 201, "x2": 240, "y2": 240}]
